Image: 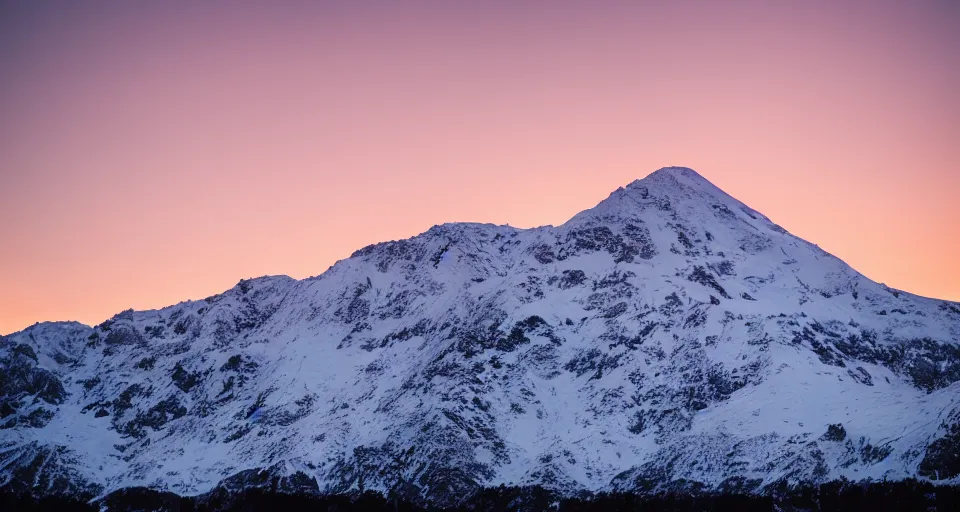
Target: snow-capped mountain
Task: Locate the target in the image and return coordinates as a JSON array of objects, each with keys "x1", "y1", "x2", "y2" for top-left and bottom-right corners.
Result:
[{"x1": 2, "y1": 167, "x2": 959, "y2": 506}]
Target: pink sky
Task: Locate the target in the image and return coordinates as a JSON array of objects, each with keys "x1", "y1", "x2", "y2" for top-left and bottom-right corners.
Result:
[{"x1": 1, "y1": 1, "x2": 958, "y2": 334}]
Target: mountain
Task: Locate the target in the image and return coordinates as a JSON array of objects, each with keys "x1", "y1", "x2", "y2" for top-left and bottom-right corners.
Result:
[{"x1": 2, "y1": 167, "x2": 959, "y2": 507}]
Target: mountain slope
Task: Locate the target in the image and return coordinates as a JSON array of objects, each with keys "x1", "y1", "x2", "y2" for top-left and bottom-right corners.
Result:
[{"x1": 2, "y1": 167, "x2": 959, "y2": 506}]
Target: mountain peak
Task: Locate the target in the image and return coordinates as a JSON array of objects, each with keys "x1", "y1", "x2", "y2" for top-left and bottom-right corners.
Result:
[
  {"x1": 566, "y1": 166, "x2": 740, "y2": 225},
  {"x1": 637, "y1": 165, "x2": 705, "y2": 182},
  {"x1": 626, "y1": 166, "x2": 717, "y2": 194}
]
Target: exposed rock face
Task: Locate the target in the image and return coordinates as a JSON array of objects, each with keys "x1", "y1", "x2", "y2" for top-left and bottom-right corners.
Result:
[{"x1": 1, "y1": 167, "x2": 958, "y2": 505}]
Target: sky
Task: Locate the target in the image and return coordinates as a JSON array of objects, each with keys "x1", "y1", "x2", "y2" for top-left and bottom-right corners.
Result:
[{"x1": 1, "y1": 0, "x2": 958, "y2": 335}]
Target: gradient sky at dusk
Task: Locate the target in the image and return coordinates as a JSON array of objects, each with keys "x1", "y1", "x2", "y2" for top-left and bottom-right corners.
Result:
[{"x1": 1, "y1": 0, "x2": 958, "y2": 334}]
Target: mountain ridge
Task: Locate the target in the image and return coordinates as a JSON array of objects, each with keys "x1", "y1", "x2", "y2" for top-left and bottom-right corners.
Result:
[
  {"x1": 2, "y1": 166, "x2": 959, "y2": 507},
  {"x1": 8, "y1": 165, "x2": 944, "y2": 337}
]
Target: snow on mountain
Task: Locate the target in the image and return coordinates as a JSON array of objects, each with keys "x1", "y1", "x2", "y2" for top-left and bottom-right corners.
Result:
[{"x1": 2, "y1": 166, "x2": 959, "y2": 506}]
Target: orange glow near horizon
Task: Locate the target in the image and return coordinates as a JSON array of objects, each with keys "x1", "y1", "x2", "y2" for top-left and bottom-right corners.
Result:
[{"x1": 1, "y1": 1, "x2": 958, "y2": 334}]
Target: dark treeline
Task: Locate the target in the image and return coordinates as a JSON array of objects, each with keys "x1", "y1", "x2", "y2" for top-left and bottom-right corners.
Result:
[{"x1": 2, "y1": 479, "x2": 958, "y2": 511}]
